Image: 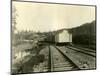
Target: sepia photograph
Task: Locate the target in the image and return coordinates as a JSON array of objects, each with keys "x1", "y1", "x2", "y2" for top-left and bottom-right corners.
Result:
[{"x1": 12, "y1": 0, "x2": 96, "y2": 74}]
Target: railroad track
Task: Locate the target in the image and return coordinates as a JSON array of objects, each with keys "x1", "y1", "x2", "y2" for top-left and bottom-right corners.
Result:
[
  {"x1": 66, "y1": 46, "x2": 96, "y2": 57},
  {"x1": 70, "y1": 45, "x2": 96, "y2": 53},
  {"x1": 48, "y1": 45, "x2": 80, "y2": 72}
]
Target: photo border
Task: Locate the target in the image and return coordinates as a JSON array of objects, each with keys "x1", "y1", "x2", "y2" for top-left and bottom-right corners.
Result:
[{"x1": 11, "y1": 0, "x2": 97, "y2": 75}]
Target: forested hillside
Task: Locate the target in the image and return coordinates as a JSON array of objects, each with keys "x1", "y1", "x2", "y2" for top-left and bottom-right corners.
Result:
[{"x1": 70, "y1": 20, "x2": 96, "y2": 49}]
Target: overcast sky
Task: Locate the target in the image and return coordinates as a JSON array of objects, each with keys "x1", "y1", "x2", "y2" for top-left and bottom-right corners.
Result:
[{"x1": 13, "y1": 1, "x2": 95, "y2": 32}]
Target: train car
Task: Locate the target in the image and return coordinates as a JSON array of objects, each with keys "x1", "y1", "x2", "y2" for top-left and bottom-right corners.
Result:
[
  {"x1": 43, "y1": 35, "x2": 55, "y2": 44},
  {"x1": 55, "y1": 29, "x2": 72, "y2": 45}
]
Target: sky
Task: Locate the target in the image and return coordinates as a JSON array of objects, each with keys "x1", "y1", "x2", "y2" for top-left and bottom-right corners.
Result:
[{"x1": 13, "y1": 1, "x2": 95, "y2": 32}]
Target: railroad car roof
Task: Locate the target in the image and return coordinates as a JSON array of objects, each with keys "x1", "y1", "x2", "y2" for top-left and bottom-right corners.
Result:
[{"x1": 55, "y1": 28, "x2": 72, "y2": 35}]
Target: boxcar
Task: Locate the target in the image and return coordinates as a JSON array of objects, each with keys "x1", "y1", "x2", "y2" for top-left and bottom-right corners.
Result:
[{"x1": 55, "y1": 29, "x2": 72, "y2": 45}]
